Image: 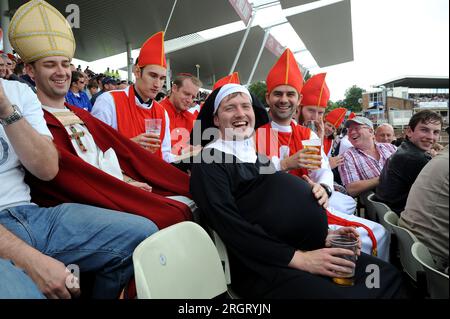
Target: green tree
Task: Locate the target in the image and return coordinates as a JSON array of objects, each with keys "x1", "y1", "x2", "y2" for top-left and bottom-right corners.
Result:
[
  {"x1": 303, "y1": 69, "x2": 312, "y2": 82},
  {"x1": 248, "y1": 81, "x2": 268, "y2": 107},
  {"x1": 326, "y1": 100, "x2": 345, "y2": 112},
  {"x1": 344, "y1": 85, "x2": 364, "y2": 112}
]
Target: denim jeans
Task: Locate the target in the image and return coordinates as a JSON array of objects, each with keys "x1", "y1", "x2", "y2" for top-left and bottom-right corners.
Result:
[
  {"x1": 0, "y1": 203, "x2": 158, "y2": 299},
  {"x1": 0, "y1": 258, "x2": 45, "y2": 299}
]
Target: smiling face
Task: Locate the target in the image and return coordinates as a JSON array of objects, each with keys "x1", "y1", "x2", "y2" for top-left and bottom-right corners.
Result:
[
  {"x1": 214, "y1": 92, "x2": 255, "y2": 141},
  {"x1": 407, "y1": 121, "x2": 441, "y2": 152},
  {"x1": 266, "y1": 85, "x2": 301, "y2": 126},
  {"x1": 171, "y1": 78, "x2": 200, "y2": 112},
  {"x1": 347, "y1": 122, "x2": 375, "y2": 150},
  {"x1": 27, "y1": 56, "x2": 72, "y2": 103}
]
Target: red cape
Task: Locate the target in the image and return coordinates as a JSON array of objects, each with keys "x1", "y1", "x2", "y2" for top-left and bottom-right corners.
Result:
[{"x1": 25, "y1": 104, "x2": 192, "y2": 229}]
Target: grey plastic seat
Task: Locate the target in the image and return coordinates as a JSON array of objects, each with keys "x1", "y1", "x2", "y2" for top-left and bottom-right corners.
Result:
[
  {"x1": 366, "y1": 193, "x2": 393, "y2": 231},
  {"x1": 133, "y1": 221, "x2": 227, "y2": 299},
  {"x1": 358, "y1": 190, "x2": 375, "y2": 219},
  {"x1": 411, "y1": 242, "x2": 449, "y2": 299},
  {"x1": 384, "y1": 211, "x2": 423, "y2": 281}
]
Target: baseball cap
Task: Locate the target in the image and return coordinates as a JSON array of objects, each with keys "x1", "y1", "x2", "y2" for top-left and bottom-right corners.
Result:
[
  {"x1": 345, "y1": 116, "x2": 374, "y2": 129},
  {"x1": 102, "y1": 77, "x2": 117, "y2": 86}
]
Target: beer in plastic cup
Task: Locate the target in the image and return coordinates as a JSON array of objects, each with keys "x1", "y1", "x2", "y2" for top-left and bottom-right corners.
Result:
[
  {"x1": 145, "y1": 118, "x2": 162, "y2": 136},
  {"x1": 302, "y1": 139, "x2": 322, "y2": 169},
  {"x1": 329, "y1": 235, "x2": 358, "y2": 286}
]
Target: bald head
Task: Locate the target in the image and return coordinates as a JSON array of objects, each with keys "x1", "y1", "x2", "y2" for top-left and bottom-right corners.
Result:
[{"x1": 375, "y1": 124, "x2": 395, "y2": 144}]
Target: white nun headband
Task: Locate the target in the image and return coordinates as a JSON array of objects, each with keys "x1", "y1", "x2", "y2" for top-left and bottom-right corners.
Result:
[{"x1": 214, "y1": 84, "x2": 253, "y2": 114}]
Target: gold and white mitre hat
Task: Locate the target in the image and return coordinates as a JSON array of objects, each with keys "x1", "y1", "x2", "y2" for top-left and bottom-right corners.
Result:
[{"x1": 8, "y1": 0, "x2": 75, "y2": 63}]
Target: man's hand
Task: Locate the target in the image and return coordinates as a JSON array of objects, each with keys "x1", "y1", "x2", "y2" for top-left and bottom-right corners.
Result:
[
  {"x1": 329, "y1": 155, "x2": 344, "y2": 169},
  {"x1": 26, "y1": 253, "x2": 80, "y2": 299},
  {"x1": 302, "y1": 175, "x2": 329, "y2": 209},
  {"x1": 128, "y1": 181, "x2": 152, "y2": 192},
  {"x1": 131, "y1": 133, "x2": 161, "y2": 153},
  {"x1": 326, "y1": 227, "x2": 362, "y2": 256},
  {"x1": 0, "y1": 79, "x2": 14, "y2": 118},
  {"x1": 281, "y1": 148, "x2": 322, "y2": 171},
  {"x1": 289, "y1": 249, "x2": 356, "y2": 277}
]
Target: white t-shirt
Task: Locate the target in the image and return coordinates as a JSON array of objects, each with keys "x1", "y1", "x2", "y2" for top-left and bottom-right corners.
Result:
[
  {"x1": 91, "y1": 86, "x2": 174, "y2": 163},
  {"x1": 338, "y1": 135, "x2": 353, "y2": 156},
  {"x1": 0, "y1": 80, "x2": 52, "y2": 211}
]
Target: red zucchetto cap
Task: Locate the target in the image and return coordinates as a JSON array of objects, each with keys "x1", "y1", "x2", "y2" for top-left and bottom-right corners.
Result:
[
  {"x1": 266, "y1": 48, "x2": 303, "y2": 95},
  {"x1": 301, "y1": 73, "x2": 330, "y2": 108},
  {"x1": 325, "y1": 107, "x2": 348, "y2": 129},
  {"x1": 138, "y1": 31, "x2": 166, "y2": 69}
]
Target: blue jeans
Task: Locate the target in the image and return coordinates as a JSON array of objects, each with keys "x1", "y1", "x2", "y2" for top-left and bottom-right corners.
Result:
[
  {"x1": 0, "y1": 258, "x2": 45, "y2": 299},
  {"x1": 0, "y1": 204, "x2": 158, "y2": 299}
]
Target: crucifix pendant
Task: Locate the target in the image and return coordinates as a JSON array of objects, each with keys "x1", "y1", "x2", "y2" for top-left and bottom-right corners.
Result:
[{"x1": 69, "y1": 125, "x2": 87, "y2": 152}]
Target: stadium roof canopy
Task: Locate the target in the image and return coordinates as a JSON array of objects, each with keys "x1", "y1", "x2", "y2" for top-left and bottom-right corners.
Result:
[
  {"x1": 286, "y1": 0, "x2": 354, "y2": 68},
  {"x1": 374, "y1": 76, "x2": 450, "y2": 89},
  {"x1": 6, "y1": 0, "x2": 355, "y2": 84},
  {"x1": 9, "y1": 0, "x2": 242, "y2": 61},
  {"x1": 167, "y1": 26, "x2": 279, "y2": 89},
  {"x1": 279, "y1": 0, "x2": 320, "y2": 9}
]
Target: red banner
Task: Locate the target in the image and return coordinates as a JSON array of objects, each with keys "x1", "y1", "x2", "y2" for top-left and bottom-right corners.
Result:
[
  {"x1": 265, "y1": 34, "x2": 285, "y2": 57},
  {"x1": 229, "y1": 0, "x2": 253, "y2": 25}
]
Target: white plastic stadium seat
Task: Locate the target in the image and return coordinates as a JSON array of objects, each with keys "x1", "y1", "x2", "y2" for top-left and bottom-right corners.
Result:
[{"x1": 133, "y1": 222, "x2": 227, "y2": 299}]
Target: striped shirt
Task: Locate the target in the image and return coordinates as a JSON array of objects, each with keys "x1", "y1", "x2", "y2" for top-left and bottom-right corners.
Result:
[{"x1": 339, "y1": 143, "x2": 397, "y2": 186}]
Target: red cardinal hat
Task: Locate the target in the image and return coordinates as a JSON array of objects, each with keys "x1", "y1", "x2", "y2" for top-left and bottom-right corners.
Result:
[
  {"x1": 138, "y1": 31, "x2": 166, "y2": 68},
  {"x1": 213, "y1": 72, "x2": 240, "y2": 91},
  {"x1": 301, "y1": 73, "x2": 330, "y2": 108},
  {"x1": 325, "y1": 107, "x2": 348, "y2": 129},
  {"x1": 266, "y1": 48, "x2": 303, "y2": 95},
  {"x1": 348, "y1": 112, "x2": 356, "y2": 120}
]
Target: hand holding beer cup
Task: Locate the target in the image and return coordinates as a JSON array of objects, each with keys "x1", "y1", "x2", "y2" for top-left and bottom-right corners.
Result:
[
  {"x1": 326, "y1": 233, "x2": 359, "y2": 286},
  {"x1": 301, "y1": 139, "x2": 322, "y2": 170},
  {"x1": 144, "y1": 118, "x2": 161, "y2": 153},
  {"x1": 280, "y1": 142, "x2": 322, "y2": 171}
]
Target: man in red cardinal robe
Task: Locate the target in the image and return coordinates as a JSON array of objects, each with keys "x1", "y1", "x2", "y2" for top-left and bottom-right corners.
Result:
[
  {"x1": 91, "y1": 32, "x2": 174, "y2": 163},
  {"x1": 21, "y1": 42, "x2": 193, "y2": 231}
]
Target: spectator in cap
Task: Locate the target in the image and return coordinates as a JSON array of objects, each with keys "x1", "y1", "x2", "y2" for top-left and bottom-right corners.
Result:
[
  {"x1": 338, "y1": 117, "x2": 397, "y2": 197},
  {"x1": 117, "y1": 80, "x2": 128, "y2": 90},
  {"x1": 90, "y1": 76, "x2": 117, "y2": 105}
]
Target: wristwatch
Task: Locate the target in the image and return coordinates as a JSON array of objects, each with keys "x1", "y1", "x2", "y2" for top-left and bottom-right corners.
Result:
[
  {"x1": 320, "y1": 183, "x2": 333, "y2": 197},
  {"x1": 0, "y1": 104, "x2": 23, "y2": 126}
]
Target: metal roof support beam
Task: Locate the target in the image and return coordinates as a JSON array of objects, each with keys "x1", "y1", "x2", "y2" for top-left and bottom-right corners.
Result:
[
  {"x1": 166, "y1": 58, "x2": 172, "y2": 92},
  {"x1": 229, "y1": 12, "x2": 256, "y2": 75},
  {"x1": 0, "y1": 0, "x2": 11, "y2": 53},
  {"x1": 247, "y1": 30, "x2": 270, "y2": 86},
  {"x1": 126, "y1": 42, "x2": 133, "y2": 82},
  {"x1": 165, "y1": 0, "x2": 179, "y2": 34}
]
